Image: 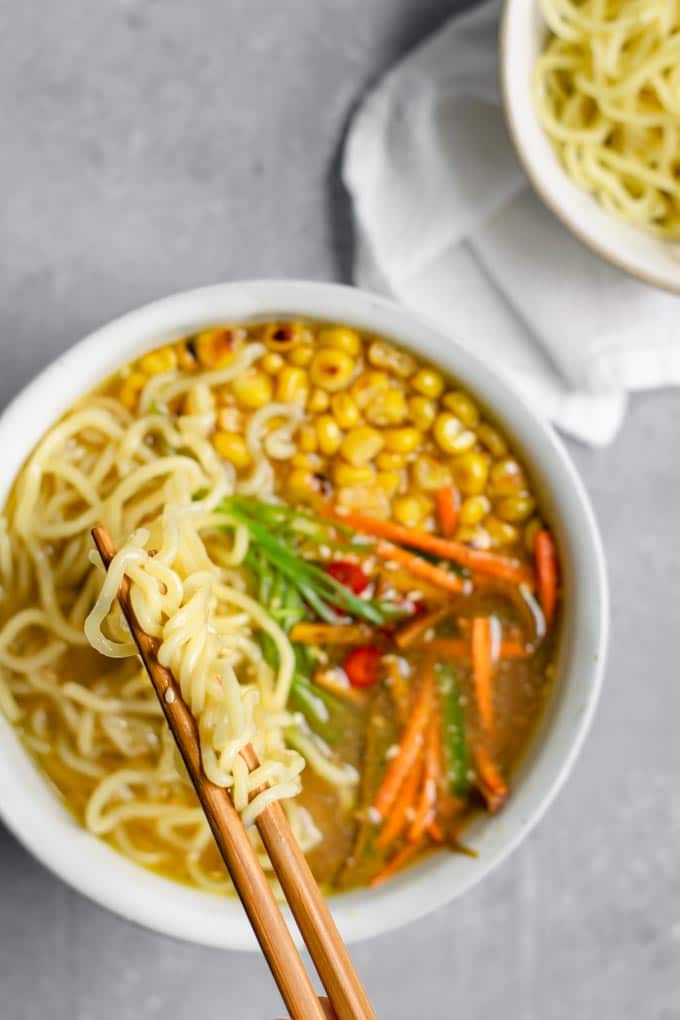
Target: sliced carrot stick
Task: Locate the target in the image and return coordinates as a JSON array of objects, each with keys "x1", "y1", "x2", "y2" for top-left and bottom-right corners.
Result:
[
  {"x1": 474, "y1": 744, "x2": 508, "y2": 814},
  {"x1": 393, "y1": 604, "x2": 454, "y2": 650},
  {"x1": 369, "y1": 840, "x2": 423, "y2": 888},
  {"x1": 290, "y1": 622, "x2": 373, "y2": 645},
  {"x1": 435, "y1": 485, "x2": 459, "y2": 538},
  {"x1": 376, "y1": 757, "x2": 422, "y2": 849},
  {"x1": 374, "y1": 660, "x2": 435, "y2": 817},
  {"x1": 471, "y1": 618, "x2": 494, "y2": 734},
  {"x1": 427, "y1": 638, "x2": 529, "y2": 659},
  {"x1": 376, "y1": 541, "x2": 466, "y2": 594},
  {"x1": 332, "y1": 510, "x2": 535, "y2": 586},
  {"x1": 408, "y1": 712, "x2": 442, "y2": 842},
  {"x1": 534, "y1": 529, "x2": 558, "y2": 625},
  {"x1": 427, "y1": 819, "x2": 445, "y2": 844}
]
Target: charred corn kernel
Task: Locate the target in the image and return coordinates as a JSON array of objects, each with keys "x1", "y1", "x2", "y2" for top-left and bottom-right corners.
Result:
[
  {"x1": 292, "y1": 451, "x2": 323, "y2": 470},
  {"x1": 231, "y1": 369, "x2": 273, "y2": 409},
  {"x1": 318, "y1": 326, "x2": 361, "y2": 356},
  {"x1": 433, "y1": 413, "x2": 475, "y2": 455},
  {"x1": 477, "y1": 423, "x2": 507, "y2": 458},
  {"x1": 333, "y1": 462, "x2": 375, "y2": 487},
  {"x1": 408, "y1": 395, "x2": 436, "y2": 430},
  {"x1": 195, "y1": 328, "x2": 239, "y2": 368},
  {"x1": 330, "y1": 393, "x2": 360, "y2": 429},
  {"x1": 217, "y1": 405, "x2": 243, "y2": 431},
  {"x1": 261, "y1": 352, "x2": 284, "y2": 375},
  {"x1": 351, "y1": 371, "x2": 389, "y2": 409},
  {"x1": 316, "y1": 415, "x2": 343, "y2": 456},
  {"x1": 367, "y1": 340, "x2": 416, "y2": 377},
  {"x1": 139, "y1": 346, "x2": 177, "y2": 376},
  {"x1": 485, "y1": 515, "x2": 520, "y2": 548},
  {"x1": 524, "y1": 516, "x2": 544, "y2": 553},
  {"x1": 375, "y1": 470, "x2": 401, "y2": 497},
  {"x1": 442, "y1": 391, "x2": 480, "y2": 428},
  {"x1": 393, "y1": 494, "x2": 430, "y2": 527},
  {"x1": 276, "y1": 366, "x2": 309, "y2": 406},
  {"x1": 118, "y1": 371, "x2": 147, "y2": 410},
  {"x1": 384, "y1": 427, "x2": 421, "y2": 454},
  {"x1": 365, "y1": 388, "x2": 408, "y2": 426},
  {"x1": 310, "y1": 348, "x2": 355, "y2": 391},
  {"x1": 452, "y1": 451, "x2": 489, "y2": 495},
  {"x1": 212, "y1": 431, "x2": 252, "y2": 470},
  {"x1": 377, "y1": 450, "x2": 406, "y2": 470},
  {"x1": 308, "y1": 388, "x2": 329, "y2": 413},
  {"x1": 411, "y1": 368, "x2": 444, "y2": 399},
  {"x1": 495, "y1": 494, "x2": 536, "y2": 523},
  {"x1": 412, "y1": 455, "x2": 451, "y2": 491},
  {"x1": 489, "y1": 457, "x2": 527, "y2": 496},
  {"x1": 341, "y1": 426, "x2": 384, "y2": 465},
  {"x1": 262, "y1": 322, "x2": 306, "y2": 351},
  {"x1": 289, "y1": 344, "x2": 314, "y2": 367},
  {"x1": 299, "y1": 424, "x2": 318, "y2": 453},
  {"x1": 456, "y1": 525, "x2": 491, "y2": 549},
  {"x1": 177, "y1": 339, "x2": 198, "y2": 370},
  {"x1": 459, "y1": 494, "x2": 491, "y2": 526}
]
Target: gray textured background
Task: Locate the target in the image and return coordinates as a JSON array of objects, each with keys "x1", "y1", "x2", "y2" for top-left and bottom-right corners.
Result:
[{"x1": 1, "y1": 1, "x2": 679, "y2": 1018}]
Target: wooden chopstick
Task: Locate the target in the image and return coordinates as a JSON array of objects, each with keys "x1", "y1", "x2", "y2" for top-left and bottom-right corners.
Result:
[{"x1": 91, "y1": 527, "x2": 375, "y2": 1020}]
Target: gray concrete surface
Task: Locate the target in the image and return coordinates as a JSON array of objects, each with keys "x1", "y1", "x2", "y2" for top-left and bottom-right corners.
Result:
[{"x1": 1, "y1": 1, "x2": 678, "y2": 1017}]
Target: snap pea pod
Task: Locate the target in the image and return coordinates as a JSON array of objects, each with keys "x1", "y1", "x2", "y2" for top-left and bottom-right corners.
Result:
[{"x1": 436, "y1": 662, "x2": 469, "y2": 797}]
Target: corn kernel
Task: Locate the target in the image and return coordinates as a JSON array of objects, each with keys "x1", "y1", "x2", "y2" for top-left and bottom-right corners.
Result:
[
  {"x1": 287, "y1": 469, "x2": 317, "y2": 498},
  {"x1": 330, "y1": 393, "x2": 361, "y2": 429},
  {"x1": 292, "y1": 452, "x2": 323, "y2": 470},
  {"x1": 195, "y1": 328, "x2": 240, "y2": 368},
  {"x1": 333, "y1": 462, "x2": 375, "y2": 487},
  {"x1": 459, "y1": 495, "x2": 491, "y2": 526},
  {"x1": 452, "y1": 451, "x2": 489, "y2": 495},
  {"x1": 408, "y1": 396, "x2": 436, "y2": 430},
  {"x1": 489, "y1": 457, "x2": 528, "y2": 496},
  {"x1": 433, "y1": 414, "x2": 471, "y2": 455},
  {"x1": 412, "y1": 456, "x2": 451, "y2": 491},
  {"x1": 456, "y1": 525, "x2": 491, "y2": 549},
  {"x1": 392, "y1": 494, "x2": 430, "y2": 528},
  {"x1": 383, "y1": 427, "x2": 421, "y2": 454},
  {"x1": 317, "y1": 326, "x2": 361, "y2": 356},
  {"x1": 485, "y1": 515, "x2": 520, "y2": 548},
  {"x1": 139, "y1": 346, "x2": 177, "y2": 376},
  {"x1": 337, "y1": 485, "x2": 390, "y2": 516},
  {"x1": 524, "y1": 516, "x2": 544, "y2": 553},
  {"x1": 308, "y1": 388, "x2": 330, "y2": 413},
  {"x1": 276, "y1": 366, "x2": 309, "y2": 406},
  {"x1": 310, "y1": 349, "x2": 355, "y2": 391},
  {"x1": 410, "y1": 368, "x2": 444, "y2": 399},
  {"x1": 316, "y1": 415, "x2": 343, "y2": 456},
  {"x1": 299, "y1": 424, "x2": 318, "y2": 453},
  {"x1": 375, "y1": 470, "x2": 401, "y2": 497},
  {"x1": 289, "y1": 344, "x2": 314, "y2": 367},
  {"x1": 231, "y1": 369, "x2": 273, "y2": 409},
  {"x1": 495, "y1": 494, "x2": 535, "y2": 523},
  {"x1": 177, "y1": 339, "x2": 198, "y2": 371},
  {"x1": 367, "y1": 340, "x2": 416, "y2": 377},
  {"x1": 351, "y1": 371, "x2": 389, "y2": 409},
  {"x1": 377, "y1": 450, "x2": 407, "y2": 470},
  {"x1": 341, "y1": 426, "x2": 384, "y2": 466},
  {"x1": 442, "y1": 391, "x2": 480, "y2": 428},
  {"x1": 261, "y1": 352, "x2": 284, "y2": 375},
  {"x1": 118, "y1": 371, "x2": 147, "y2": 410},
  {"x1": 262, "y1": 321, "x2": 308, "y2": 351},
  {"x1": 212, "y1": 431, "x2": 252, "y2": 470},
  {"x1": 477, "y1": 423, "x2": 507, "y2": 458},
  {"x1": 365, "y1": 388, "x2": 408, "y2": 426}
]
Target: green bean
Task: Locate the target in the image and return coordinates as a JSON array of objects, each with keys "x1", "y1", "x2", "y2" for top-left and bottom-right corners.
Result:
[{"x1": 436, "y1": 662, "x2": 469, "y2": 796}]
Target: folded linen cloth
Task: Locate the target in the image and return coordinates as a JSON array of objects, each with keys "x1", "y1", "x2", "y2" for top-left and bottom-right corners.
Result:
[{"x1": 343, "y1": 0, "x2": 680, "y2": 445}]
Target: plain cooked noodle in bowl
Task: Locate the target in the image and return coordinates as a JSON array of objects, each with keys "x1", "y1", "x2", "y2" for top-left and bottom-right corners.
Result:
[{"x1": 0, "y1": 319, "x2": 562, "y2": 893}]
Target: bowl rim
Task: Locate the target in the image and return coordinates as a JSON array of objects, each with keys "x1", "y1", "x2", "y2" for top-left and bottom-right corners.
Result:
[
  {"x1": 0, "y1": 279, "x2": 608, "y2": 950},
  {"x1": 499, "y1": 0, "x2": 680, "y2": 296}
]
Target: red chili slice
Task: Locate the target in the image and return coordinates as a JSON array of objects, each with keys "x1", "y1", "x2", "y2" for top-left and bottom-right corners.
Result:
[
  {"x1": 344, "y1": 645, "x2": 382, "y2": 688},
  {"x1": 325, "y1": 560, "x2": 369, "y2": 595}
]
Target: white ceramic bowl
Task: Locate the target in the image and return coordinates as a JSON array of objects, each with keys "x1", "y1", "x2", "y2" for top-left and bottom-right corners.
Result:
[
  {"x1": 501, "y1": 0, "x2": 680, "y2": 293},
  {"x1": 0, "y1": 280, "x2": 608, "y2": 950}
]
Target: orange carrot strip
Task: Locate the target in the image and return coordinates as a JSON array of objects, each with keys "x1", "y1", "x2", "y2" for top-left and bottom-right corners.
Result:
[
  {"x1": 408, "y1": 712, "x2": 442, "y2": 842},
  {"x1": 427, "y1": 820, "x2": 445, "y2": 844},
  {"x1": 534, "y1": 529, "x2": 558, "y2": 625},
  {"x1": 475, "y1": 745, "x2": 508, "y2": 814},
  {"x1": 427, "y1": 638, "x2": 529, "y2": 659},
  {"x1": 376, "y1": 757, "x2": 423, "y2": 849},
  {"x1": 374, "y1": 661, "x2": 435, "y2": 817},
  {"x1": 472, "y1": 618, "x2": 494, "y2": 734},
  {"x1": 333, "y1": 510, "x2": 535, "y2": 586},
  {"x1": 369, "y1": 841, "x2": 423, "y2": 888},
  {"x1": 393, "y1": 604, "x2": 454, "y2": 650},
  {"x1": 290, "y1": 622, "x2": 373, "y2": 645},
  {"x1": 376, "y1": 540, "x2": 465, "y2": 594},
  {"x1": 435, "y1": 485, "x2": 459, "y2": 538}
]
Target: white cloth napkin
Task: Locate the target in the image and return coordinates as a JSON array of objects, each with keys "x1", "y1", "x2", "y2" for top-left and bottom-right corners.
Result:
[{"x1": 343, "y1": 0, "x2": 680, "y2": 445}]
